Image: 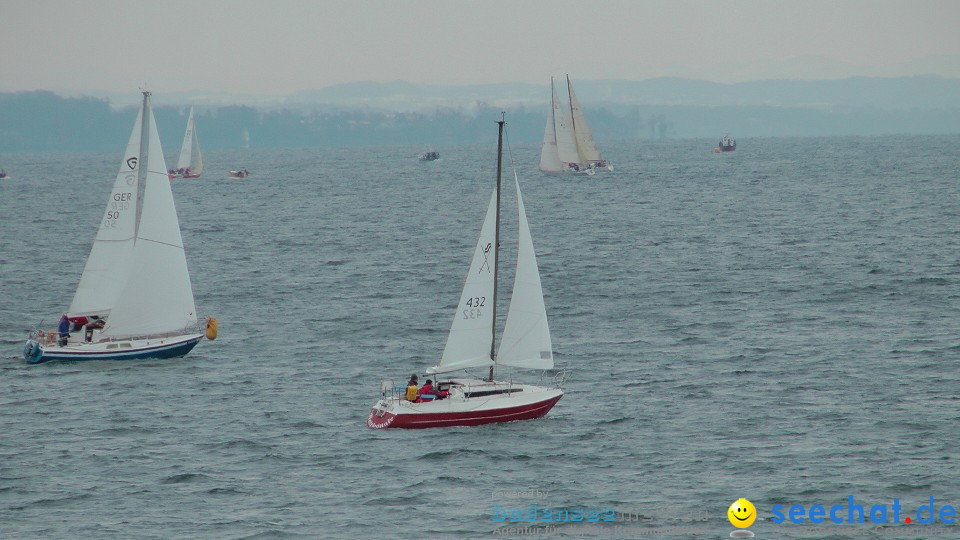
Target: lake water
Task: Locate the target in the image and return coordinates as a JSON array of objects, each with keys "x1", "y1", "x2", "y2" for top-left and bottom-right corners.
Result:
[{"x1": 2, "y1": 134, "x2": 959, "y2": 538}]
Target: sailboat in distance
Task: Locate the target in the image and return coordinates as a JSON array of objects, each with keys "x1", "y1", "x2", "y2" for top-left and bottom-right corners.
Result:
[
  {"x1": 23, "y1": 91, "x2": 216, "y2": 364},
  {"x1": 368, "y1": 116, "x2": 565, "y2": 429},
  {"x1": 539, "y1": 75, "x2": 612, "y2": 175},
  {"x1": 566, "y1": 75, "x2": 612, "y2": 172},
  {"x1": 169, "y1": 106, "x2": 203, "y2": 178}
]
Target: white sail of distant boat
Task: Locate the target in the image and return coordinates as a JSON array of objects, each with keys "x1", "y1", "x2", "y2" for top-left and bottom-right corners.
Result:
[
  {"x1": 174, "y1": 107, "x2": 203, "y2": 178},
  {"x1": 23, "y1": 91, "x2": 214, "y2": 364},
  {"x1": 539, "y1": 77, "x2": 587, "y2": 175},
  {"x1": 567, "y1": 75, "x2": 602, "y2": 165},
  {"x1": 368, "y1": 117, "x2": 564, "y2": 429},
  {"x1": 539, "y1": 75, "x2": 612, "y2": 175},
  {"x1": 538, "y1": 88, "x2": 563, "y2": 173}
]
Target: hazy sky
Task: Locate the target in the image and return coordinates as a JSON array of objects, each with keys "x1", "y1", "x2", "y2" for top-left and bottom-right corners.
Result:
[{"x1": 3, "y1": 0, "x2": 959, "y2": 97}]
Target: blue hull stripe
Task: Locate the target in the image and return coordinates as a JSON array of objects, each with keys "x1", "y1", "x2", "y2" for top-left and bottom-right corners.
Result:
[{"x1": 31, "y1": 337, "x2": 201, "y2": 364}]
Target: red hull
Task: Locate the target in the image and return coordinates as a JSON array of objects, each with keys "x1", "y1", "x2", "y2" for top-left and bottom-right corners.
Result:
[
  {"x1": 182, "y1": 173, "x2": 201, "y2": 178},
  {"x1": 367, "y1": 394, "x2": 562, "y2": 429}
]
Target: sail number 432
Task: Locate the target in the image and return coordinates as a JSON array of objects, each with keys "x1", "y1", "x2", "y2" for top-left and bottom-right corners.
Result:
[{"x1": 463, "y1": 296, "x2": 485, "y2": 319}]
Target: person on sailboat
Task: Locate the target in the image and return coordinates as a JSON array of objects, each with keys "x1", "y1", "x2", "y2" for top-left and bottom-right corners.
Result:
[
  {"x1": 405, "y1": 375, "x2": 419, "y2": 401},
  {"x1": 57, "y1": 314, "x2": 70, "y2": 346},
  {"x1": 419, "y1": 379, "x2": 436, "y2": 401},
  {"x1": 69, "y1": 315, "x2": 89, "y2": 332}
]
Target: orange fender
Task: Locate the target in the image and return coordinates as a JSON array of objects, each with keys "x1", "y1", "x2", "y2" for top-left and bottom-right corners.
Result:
[{"x1": 205, "y1": 317, "x2": 218, "y2": 340}]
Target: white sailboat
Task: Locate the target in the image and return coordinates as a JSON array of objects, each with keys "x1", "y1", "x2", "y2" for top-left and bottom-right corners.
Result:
[
  {"x1": 538, "y1": 75, "x2": 611, "y2": 175},
  {"x1": 368, "y1": 117, "x2": 564, "y2": 429},
  {"x1": 170, "y1": 107, "x2": 203, "y2": 178},
  {"x1": 23, "y1": 91, "x2": 215, "y2": 364},
  {"x1": 566, "y1": 75, "x2": 613, "y2": 172},
  {"x1": 539, "y1": 77, "x2": 593, "y2": 176}
]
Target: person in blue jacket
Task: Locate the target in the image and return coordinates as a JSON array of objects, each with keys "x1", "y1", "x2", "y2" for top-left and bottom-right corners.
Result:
[{"x1": 57, "y1": 314, "x2": 70, "y2": 346}]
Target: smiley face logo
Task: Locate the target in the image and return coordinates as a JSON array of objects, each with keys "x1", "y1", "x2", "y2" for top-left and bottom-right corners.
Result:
[{"x1": 727, "y1": 498, "x2": 756, "y2": 528}]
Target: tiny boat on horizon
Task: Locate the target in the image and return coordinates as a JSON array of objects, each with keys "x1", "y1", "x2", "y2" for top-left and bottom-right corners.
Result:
[{"x1": 715, "y1": 134, "x2": 736, "y2": 152}]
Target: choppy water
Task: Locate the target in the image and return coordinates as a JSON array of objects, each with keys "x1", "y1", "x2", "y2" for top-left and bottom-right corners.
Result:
[{"x1": 2, "y1": 134, "x2": 960, "y2": 539}]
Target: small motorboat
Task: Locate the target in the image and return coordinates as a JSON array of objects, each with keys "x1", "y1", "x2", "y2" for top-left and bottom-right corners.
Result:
[
  {"x1": 227, "y1": 168, "x2": 250, "y2": 178},
  {"x1": 715, "y1": 134, "x2": 736, "y2": 152}
]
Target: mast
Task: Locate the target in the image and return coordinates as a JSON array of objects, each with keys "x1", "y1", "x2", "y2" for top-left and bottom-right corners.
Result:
[
  {"x1": 134, "y1": 90, "x2": 150, "y2": 240},
  {"x1": 489, "y1": 114, "x2": 505, "y2": 382}
]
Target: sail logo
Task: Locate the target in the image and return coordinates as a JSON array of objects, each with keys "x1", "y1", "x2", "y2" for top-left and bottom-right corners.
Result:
[
  {"x1": 479, "y1": 242, "x2": 493, "y2": 273},
  {"x1": 126, "y1": 156, "x2": 138, "y2": 170}
]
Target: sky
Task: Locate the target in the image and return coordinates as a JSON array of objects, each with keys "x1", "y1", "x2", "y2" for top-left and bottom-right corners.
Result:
[{"x1": 3, "y1": 0, "x2": 960, "y2": 99}]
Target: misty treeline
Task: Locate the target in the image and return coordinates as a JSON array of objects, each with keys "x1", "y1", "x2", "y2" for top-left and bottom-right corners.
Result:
[{"x1": 1, "y1": 90, "x2": 958, "y2": 153}]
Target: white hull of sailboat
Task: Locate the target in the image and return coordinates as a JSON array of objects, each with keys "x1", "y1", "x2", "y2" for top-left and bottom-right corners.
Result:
[
  {"x1": 539, "y1": 167, "x2": 596, "y2": 177},
  {"x1": 539, "y1": 163, "x2": 611, "y2": 176},
  {"x1": 23, "y1": 332, "x2": 203, "y2": 364},
  {"x1": 367, "y1": 379, "x2": 562, "y2": 429}
]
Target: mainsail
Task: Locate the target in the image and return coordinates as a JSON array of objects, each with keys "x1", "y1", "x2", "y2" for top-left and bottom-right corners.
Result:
[
  {"x1": 552, "y1": 80, "x2": 581, "y2": 165},
  {"x1": 434, "y1": 190, "x2": 499, "y2": 374},
  {"x1": 538, "y1": 79, "x2": 564, "y2": 173},
  {"x1": 68, "y1": 105, "x2": 144, "y2": 317},
  {"x1": 176, "y1": 108, "x2": 194, "y2": 171},
  {"x1": 567, "y1": 75, "x2": 602, "y2": 163}
]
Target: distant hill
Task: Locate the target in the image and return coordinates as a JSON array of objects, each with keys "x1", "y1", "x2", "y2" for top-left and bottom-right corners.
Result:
[
  {"x1": 2, "y1": 76, "x2": 959, "y2": 152},
  {"x1": 286, "y1": 76, "x2": 960, "y2": 111}
]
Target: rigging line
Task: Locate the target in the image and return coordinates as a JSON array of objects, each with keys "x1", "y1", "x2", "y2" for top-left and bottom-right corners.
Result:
[
  {"x1": 503, "y1": 112, "x2": 519, "y2": 177},
  {"x1": 136, "y1": 237, "x2": 184, "y2": 250}
]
